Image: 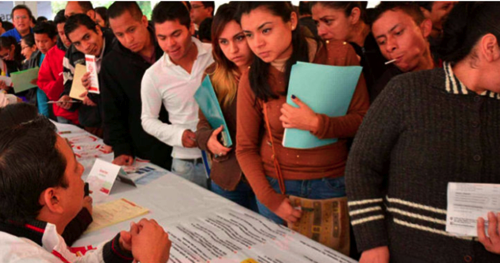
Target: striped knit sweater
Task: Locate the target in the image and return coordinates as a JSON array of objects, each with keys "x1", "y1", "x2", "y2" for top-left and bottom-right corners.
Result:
[{"x1": 346, "y1": 64, "x2": 500, "y2": 262}]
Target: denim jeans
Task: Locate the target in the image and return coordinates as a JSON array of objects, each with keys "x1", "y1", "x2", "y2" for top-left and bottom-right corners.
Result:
[
  {"x1": 211, "y1": 180, "x2": 258, "y2": 212},
  {"x1": 257, "y1": 176, "x2": 346, "y2": 225},
  {"x1": 171, "y1": 158, "x2": 207, "y2": 189}
]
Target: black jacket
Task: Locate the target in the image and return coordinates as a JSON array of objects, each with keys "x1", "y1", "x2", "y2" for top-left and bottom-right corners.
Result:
[
  {"x1": 62, "y1": 28, "x2": 116, "y2": 130},
  {"x1": 350, "y1": 33, "x2": 388, "y2": 103},
  {"x1": 100, "y1": 26, "x2": 173, "y2": 169}
]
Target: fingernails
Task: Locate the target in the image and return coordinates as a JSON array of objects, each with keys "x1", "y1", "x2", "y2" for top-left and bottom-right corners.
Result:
[{"x1": 291, "y1": 94, "x2": 296, "y2": 99}]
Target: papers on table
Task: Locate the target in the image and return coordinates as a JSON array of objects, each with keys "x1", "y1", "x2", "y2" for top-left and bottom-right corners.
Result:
[
  {"x1": 0, "y1": 75, "x2": 12, "y2": 86},
  {"x1": 85, "y1": 55, "x2": 100, "y2": 94},
  {"x1": 73, "y1": 170, "x2": 356, "y2": 263},
  {"x1": 194, "y1": 76, "x2": 232, "y2": 147},
  {"x1": 10, "y1": 67, "x2": 39, "y2": 93},
  {"x1": 119, "y1": 160, "x2": 167, "y2": 186},
  {"x1": 84, "y1": 198, "x2": 149, "y2": 233},
  {"x1": 446, "y1": 182, "x2": 500, "y2": 236},
  {"x1": 166, "y1": 207, "x2": 357, "y2": 263},
  {"x1": 69, "y1": 64, "x2": 88, "y2": 101},
  {"x1": 282, "y1": 62, "x2": 362, "y2": 149}
]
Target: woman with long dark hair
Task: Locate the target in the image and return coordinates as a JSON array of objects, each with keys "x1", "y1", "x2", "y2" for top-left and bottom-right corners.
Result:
[
  {"x1": 195, "y1": 3, "x2": 257, "y2": 211},
  {"x1": 235, "y1": 2, "x2": 369, "y2": 224}
]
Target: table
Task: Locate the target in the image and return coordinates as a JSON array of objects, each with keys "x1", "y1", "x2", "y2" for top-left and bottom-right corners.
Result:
[{"x1": 53, "y1": 122, "x2": 357, "y2": 263}]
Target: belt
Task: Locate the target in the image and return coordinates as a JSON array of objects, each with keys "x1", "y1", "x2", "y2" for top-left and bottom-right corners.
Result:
[{"x1": 177, "y1": 158, "x2": 203, "y2": 164}]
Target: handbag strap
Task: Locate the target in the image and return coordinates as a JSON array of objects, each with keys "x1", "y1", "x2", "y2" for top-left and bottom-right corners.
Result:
[{"x1": 262, "y1": 102, "x2": 286, "y2": 195}]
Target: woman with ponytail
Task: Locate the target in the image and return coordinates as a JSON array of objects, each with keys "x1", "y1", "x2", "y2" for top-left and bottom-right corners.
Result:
[
  {"x1": 235, "y1": 2, "x2": 369, "y2": 224},
  {"x1": 346, "y1": 2, "x2": 500, "y2": 262},
  {"x1": 195, "y1": 3, "x2": 257, "y2": 211}
]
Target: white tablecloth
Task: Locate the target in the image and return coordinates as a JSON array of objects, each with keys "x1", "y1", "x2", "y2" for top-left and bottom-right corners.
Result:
[{"x1": 53, "y1": 121, "x2": 357, "y2": 263}]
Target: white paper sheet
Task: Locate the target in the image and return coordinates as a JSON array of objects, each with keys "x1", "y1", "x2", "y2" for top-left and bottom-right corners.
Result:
[{"x1": 446, "y1": 182, "x2": 500, "y2": 236}]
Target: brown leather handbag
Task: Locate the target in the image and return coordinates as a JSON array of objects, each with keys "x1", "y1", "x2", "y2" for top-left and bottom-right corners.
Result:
[{"x1": 263, "y1": 103, "x2": 350, "y2": 256}]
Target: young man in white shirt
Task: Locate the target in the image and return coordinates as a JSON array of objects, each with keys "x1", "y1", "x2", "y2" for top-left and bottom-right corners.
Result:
[{"x1": 141, "y1": 2, "x2": 213, "y2": 188}]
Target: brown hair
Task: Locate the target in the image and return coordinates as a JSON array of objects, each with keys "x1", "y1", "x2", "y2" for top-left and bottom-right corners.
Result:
[{"x1": 210, "y1": 3, "x2": 241, "y2": 108}]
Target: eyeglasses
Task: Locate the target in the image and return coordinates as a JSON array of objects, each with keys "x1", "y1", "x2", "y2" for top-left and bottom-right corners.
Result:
[{"x1": 14, "y1": 15, "x2": 28, "y2": 20}]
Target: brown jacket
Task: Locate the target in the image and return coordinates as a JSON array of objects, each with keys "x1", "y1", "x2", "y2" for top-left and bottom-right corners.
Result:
[
  {"x1": 196, "y1": 64, "x2": 243, "y2": 191},
  {"x1": 236, "y1": 40, "x2": 370, "y2": 211}
]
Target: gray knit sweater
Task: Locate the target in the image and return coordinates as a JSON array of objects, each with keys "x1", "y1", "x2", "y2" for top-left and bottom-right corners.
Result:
[{"x1": 346, "y1": 64, "x2": 500, "y2": 263}]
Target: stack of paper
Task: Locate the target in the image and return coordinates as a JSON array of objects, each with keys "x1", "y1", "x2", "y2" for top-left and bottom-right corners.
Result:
[{"x1": 84, "y1": 198, "x2": 149, "y2": 233}]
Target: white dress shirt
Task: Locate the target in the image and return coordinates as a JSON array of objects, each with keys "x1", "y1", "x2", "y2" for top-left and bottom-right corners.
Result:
[{"x1": 141, "y1": 38, "x2": 214, "y2": 159}]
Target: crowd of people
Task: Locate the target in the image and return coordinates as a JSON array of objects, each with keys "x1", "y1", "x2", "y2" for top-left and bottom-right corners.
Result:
[{"x1": 1, "y1": 1, "x2": 500, "y2": 263}]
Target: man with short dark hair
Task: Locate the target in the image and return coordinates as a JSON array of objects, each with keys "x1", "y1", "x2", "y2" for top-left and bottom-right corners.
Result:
[
  {"x1": 0, "y1": 103, "x2": 171, "y2": 262},
  {"x1": 299, "y1": 1, "x2": 318, "y2": 37},
  {"x1": 101, "y1": 1, "x2": 173, "y2": 169},
  {"x1": 417, "y1": 1, "x2": 456, "y2": 40},
  {"x1": 417, "y1": 1, "x2": 456, "y2": 66},
  {"x1": 198, "y1": 17, "x2": 212, "y2": 43},
  {"x1": 59, "y1": 14, "x2": 115, "y2": 139},
  {"x1": 189, "y1": 1, "x2": 214, "y2": 30},
  {"x1": 371, "y1": 2, "x2": 434, "y2": 99},
  {"x1": 64, "y1": 1, "x2": 96, "y2": 20},
  {"x1": 1, "y1": 5, "x2": 33, "y2": 43},
  {"x1": 38, "y1": 10, "x2": 80, "y2": 125},
  {"x1": 141, "y1": 2, "x2": 214, "y2": 188}
]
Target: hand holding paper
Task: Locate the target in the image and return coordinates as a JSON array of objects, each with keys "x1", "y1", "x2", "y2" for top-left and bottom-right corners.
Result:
[
  {"x1": 280, "y1": 95, "x2": 320, "y2": 132},
  {"x1": 282, "y1": 62, "x2": 362, "y2": 149},
  {"x1": 477, "y1": 212, "x2": 500, "y2": 255},
  {"x1": 207, "y1": 125, "x2": 231, "y2": 156},
  {"x1": 81, "y1": 71, "x2": 91, "y2": 90},
  {"x1": 10, "y1": 67, "x2": 39, "y2": 93},
  {"x1": 58, "y1": 95, "x2": 74, "y2": 109},
  {"x1": 0, "y1": 76, "x2": 12, "y2": 89}
]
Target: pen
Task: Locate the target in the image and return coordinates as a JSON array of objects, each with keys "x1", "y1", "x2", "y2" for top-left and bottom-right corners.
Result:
[{"x1": 46, "y1": 100, "x2": 81, "y2": 104}]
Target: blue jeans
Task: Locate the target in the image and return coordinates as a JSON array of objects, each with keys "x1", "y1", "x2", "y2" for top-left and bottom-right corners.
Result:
[
  {"x1": 171, "y1": 158, "x2": 207, "y2": 188},
  {"x1": 211, "y1": 180, "x2": 258, "y2": 212},
  {"x1": 257, "y1": 176, "x2": 346, "y2": 225}
]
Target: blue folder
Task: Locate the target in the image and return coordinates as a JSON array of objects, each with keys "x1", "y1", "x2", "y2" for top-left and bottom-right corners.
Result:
[
  {"x1": 283, "y1": 62, "x2": 362, "y2": 149},
  {"x1": 194, "y1": 76, "x2": 233, "y2": 147}
]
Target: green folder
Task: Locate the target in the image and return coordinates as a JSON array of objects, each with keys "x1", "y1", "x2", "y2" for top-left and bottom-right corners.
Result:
[
  {"x1": 194, "y1": 76, "x2": 233, "y2": 147},
  {"x1": 282, "y1": 62, "x2": 362, "y2": 149},
  {"x1": 10, "y1": 67, "x2": 39, "y2": 93}
]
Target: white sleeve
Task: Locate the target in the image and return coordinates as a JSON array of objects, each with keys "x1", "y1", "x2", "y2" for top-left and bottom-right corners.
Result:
[{"x1": 140, "y1": 72, "x2": 186, "y2": 147}]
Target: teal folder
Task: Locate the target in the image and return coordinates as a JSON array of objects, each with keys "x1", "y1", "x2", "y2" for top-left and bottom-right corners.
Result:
[
  {"x1": 194, "y1": 76, "x2": 233, "y2": 147},
  {"x1": 282, "y1": 62, "x2": 362, "y2": 149}
]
